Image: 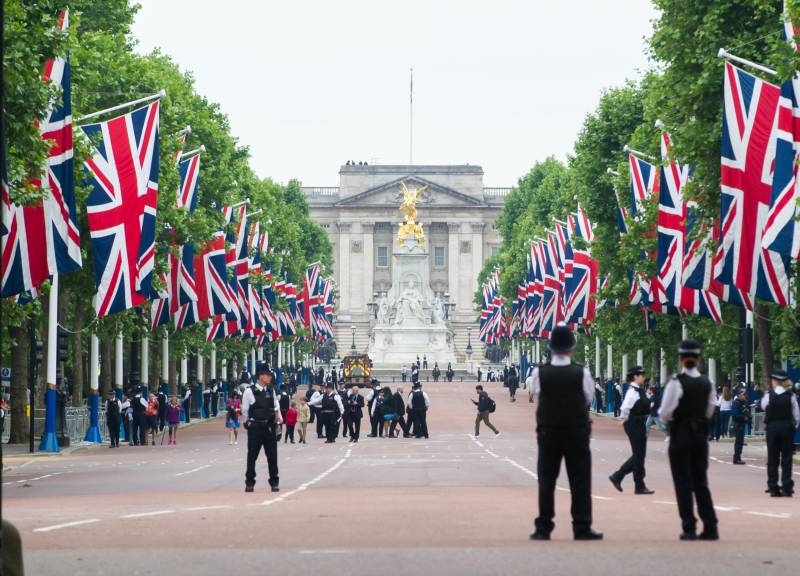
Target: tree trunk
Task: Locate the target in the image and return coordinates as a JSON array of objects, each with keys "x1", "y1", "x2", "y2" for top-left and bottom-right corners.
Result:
[
  {"x1": 754, "y1": 303, "x2": 774, "y2": 386},
  {"x1": 8, "y1": 323, "x2": 30, "y2": 444},
  {"x1": 71, "y1": 305, "x2": 85, "y2": 407}
]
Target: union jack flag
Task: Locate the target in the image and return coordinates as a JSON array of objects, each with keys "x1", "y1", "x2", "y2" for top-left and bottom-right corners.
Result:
[
  {"x1": 82, "y1": 101, "x2": 160, "y2": 317},
  {"x1": 539, "y1": 236, "x2": 560, "y2": 339},
  {"x1": 176, "y1": 154, "x2": 200, "y2": 212},
  {"x1": 715, "y1": 63, "x2": 783, "y2": 304},
  {"x1": 628, "y1": 154, "x2": 659, "y2": 212},
  {"x1": 2, "y1": 9, "x2": 81, "y2": 297}
]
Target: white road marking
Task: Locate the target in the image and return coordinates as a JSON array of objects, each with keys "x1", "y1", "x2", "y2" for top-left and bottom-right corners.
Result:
[
  {"x1": 175, "y1": 464, "x2": 211, "y2": 477},
  {"x1": 485, "y1": 450, "x2": 499, "y2": 458},
  {"x1": 592, "y1": 495, "x2": 614, "y2": 501},
  {"x1": 745, "y1": 511, "x2": 791, "y2": 519},
  {"x1": 33, "y1": 519, "x2": 100, "y2": 532},
  {"x1": 183, "y1": 505, "x2": 233, "y2": 512},
  {"x1": 713, "y1": 505, "x2": 741, "y2": 512},
  {"x1": 258, "y1": 448, "x2": 353, "y2": 507},
  {"x1": 121, "y1": 510, "x2": 175, "y2": 519},
  {"x1": 653, "y1": 500, "x2": 677, "y2": 505}
]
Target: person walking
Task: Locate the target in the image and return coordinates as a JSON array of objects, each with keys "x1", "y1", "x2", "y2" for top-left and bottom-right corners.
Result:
[
  {"x1": 202, "y1": 384, "x2": 211, "y2": 418},
  {"x1": 165, "y1": 396, "x2": 183, "y2": 445},
  {"x1": 389, "y1": 387, "x2": 408, "y2": 438},
  {"x1": 157, "y1": 388, "x2": 167, "y2": 432},
  {"x1": 181, "y1": 383, "x2": 192, "y2": 424},
  {"x1": 346, "y1": 386, "x2": 365, "y2": 442},
  {"x1": 659, "y1": 340, "x2": 719, "y2": 540},
  {"x1": 731, "y1": 386, "x2": 750, "y2": 465},
  {"x1": 401, "y1": 366, "x2": 408, "y2": 382},
  {"x1": 309, "y1": 385, "x2": 325, "y2": 439},
  {"x1": 310, "y1": 383, "x2": 344, "y2": 443},
  {"x1": 119, "y1": 394, "x2": 131, "y2": 445},
  {"x1": 337, "y1": 382, "x2": 350, "y2": 439},
  {"x1": 716, "y1": 385, "x2": 733, "y2": 439},
  {"x1": 145, "y1": 392, "x2": 160, "y2": 446},
  {"x1": 242, "y1": 362, "x2": 282, "y2": 493},
  {"x1": 507, "y1": 365, "x2": 519, "y2": 402},
  {"x1": 297, "y1": 397, "x2": 310, "y2": 444},
  {"x1": 105, "y1": 391, "x2": 121, "y2": 448},
  {"x1": 131, "y1": 387, "x2": 147, "y2": 446},
  {"x1": 473, "y1": 385, "x2": 499, "y2": 437},
  {"x1": 761, "y1": 370, "x2": 800, "y2": 497},
  {"x1": 609, "y1": 366, "x2": 655, "y2": 495},
  {"x1": 210, "y1": 380, "x2": 220, "y2": 417},
  {"x1": 226, "y1": 391, "x2": 242, "y2": 445},
  {"x1": 612, "y1": 380, "x2": 622, "y2": 418},
  {"x1": 528, "y1": 324, "x2": 602, "y2": 541}
]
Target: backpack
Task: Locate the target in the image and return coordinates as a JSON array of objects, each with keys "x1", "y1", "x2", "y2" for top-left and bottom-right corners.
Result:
[
  {"x1": 145, "y1": 397, "x2": 158, "y2": 417},
  {"x1": 487, "y1": 396, "x2": 497, "y2": 413}
]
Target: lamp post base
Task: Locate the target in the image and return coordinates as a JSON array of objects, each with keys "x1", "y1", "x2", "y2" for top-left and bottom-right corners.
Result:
[{"x1": 39, "y1": 432, "x2": 60, "y2": 453}]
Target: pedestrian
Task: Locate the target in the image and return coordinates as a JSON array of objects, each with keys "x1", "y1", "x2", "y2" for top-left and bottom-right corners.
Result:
[
  {"x1": 423, "y1": 355, "x2": 428, "y2": 370},
  {"x1": 731, "y1": 386, "x2": 750, "y2": 465},
  {"x1": 613, "y1": 380, "x2": 622, "y2": 418},
  {"x1": 210, "y1": 379, "x2": 220, "y2": 417},
  {"x1": 226, "y1": 391, "x2": 241, "y2": 445},
  {"x1": 380, "y1": 387, "x2": 396, "y2": 437},
  {"x1": 119, "y1": 394, "x2": 132, "y2": 445},
  {"x1": 401, "y1": 365, "x2": 408, "y2": 382},
  {"x1": 477, "y1": 367, "x2": 482, "y2": 382},
  {"x1": 609, "y1": 366, "x2": 655, "y2": 495},
  {"x1": 297, "y1": 397, "x2": 310, "y2": 444},
  {"x1": 181, "y1": 383, "x2": 192, "y2": 424},
  {"x1": 760, "y1": 370, "x2": 799, "y2": 497},
  {"x1": 284, "y1": 402, "x2": 298, "y2": 444},
  {"x1": 310, "y1": 385, "x2": 325, "y2": 439},
  {"x1": 717, "y1": 385, "x2": 733, "y2": 439},
  {"x1": 279, "y1": 389, "x2": 290, "y2": 423},
  {"x1": 131, "y1": 387, "x2": 147, "y2": 446},
  {"x1": 594, "y1": 380, "x2": 604, "y2": 413},
  {"x1": 166, "y1": 396, "x2": 183, "y2": 445},
  {"x1": 507, "y1": 365, "x2": 519, "y2": 402},
  {"x1": 366, "y1": 380, "x2": 382, "y2": 437},
  {"x1": 105, "y1": 391, "x2": 121, "y2": 448},
  {"x1": 528, "y1": 324, "x2": 602, "y2": 541},
  {"x1": 311, "y1": 383, "x2": 344, "y2": 443},
  {"x1": 202, "y1": 384, "x2": 211, "y2": 418},
  {"x1": 432, "y1": 363, "x2": 441, "y2": 382},
  {"x1": 242, "y1": 362, "x2": 282, "y2": 493},
  {"x1": 145, "y1": 391, "x2": 159, "y2": 446},
  {"x1": 337, "y1": 382, "x2": 350, "y2": 439},
  {"x1": 157, "y1": 388, "x2": 167, "y2": 432},
  {"x1": 346, "y1": 386, "x2": 365, "y2": 442},
  {"x1": 659, "y1": 339, "x2": 719, "y2": 540},
  {"x1": 472, "y1": 385, "x2": 499, "y2": 437},
  {"x1": 389, "y1": 387, "x2": 408, "y2": 438},
  {"x1": 408, "y1": 382, "x2": 429, "y2": 438}
]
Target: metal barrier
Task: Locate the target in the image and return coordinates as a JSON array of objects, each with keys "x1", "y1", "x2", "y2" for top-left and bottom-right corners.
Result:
[{"x1": 2, "y1": 406, "x2": 110, "y2": 445}]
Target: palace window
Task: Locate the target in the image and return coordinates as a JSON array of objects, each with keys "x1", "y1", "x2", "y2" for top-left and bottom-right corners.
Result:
[
  {"x1": 376, "y1": 245, "x2": 389, "y2": 268},
  {"x1": 490, "y1": 245, "x2": 500, "y2": 257},
  {"x1": 434, "y1": 246, "x2": 446, "y2": 268}
]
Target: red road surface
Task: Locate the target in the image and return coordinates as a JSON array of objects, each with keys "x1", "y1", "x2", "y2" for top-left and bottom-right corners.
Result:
[{"x1": 2, "y1": 378, "x2": 798, "y2": 576}]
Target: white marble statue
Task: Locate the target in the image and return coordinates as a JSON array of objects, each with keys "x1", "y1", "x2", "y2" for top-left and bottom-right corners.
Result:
[
  {"x1": 432, "y1": 294, "x2": 446, "y2": 325},
  {"x1": 393, "y1": 279, "x2": 426, "y2": 325},
  {"x1": 376, "y1": 295, "x2": 390, "y2": 325}
]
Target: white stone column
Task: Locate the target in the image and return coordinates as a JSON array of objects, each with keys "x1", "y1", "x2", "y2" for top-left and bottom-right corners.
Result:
[
  {"x1": 660, "y1": 348, "x2": 667, "y2": 385},
  {"x1": 161, "y1": 331, "x2": 169, "y2": 384},
  {"x1": 210, "y1": 345, "x2": 217, "y2": 380},
  {"x1": 180, "y1": 356, "x2": 188, "y2": 386},
  {"x1": 446, "y1": 222, "x2": 460, "y2": 312},
  {"x1": 636, "y1": 349, "x2": 644, "y2": 367},
  {"x1": 606, "y1": 343, "x2": 613, "y2": 381},
  {"x1": 197, "y1": 351, "x2": 204, "y2": 385},
  {"x1": 469, "y1": 222, "x2": 484, "y2": 318},
  {"x1": 621, "y1": 354, "x2": 628, "y2": 381},
  {"x1": 362, "y1": 221, "x2": 374, "y2": 320},
  {"x1": 595, "y1": 336, "x2": 601, "y2": 379},
  {"x1": 337, "y1": 222, "x2": 352, "y2": 316},
  {"x1": 141, "y1": 334, "x2": 149, "y2": 388},
  {"x1": 708, "y1": 358, "x2": 717, "y2": 384}
]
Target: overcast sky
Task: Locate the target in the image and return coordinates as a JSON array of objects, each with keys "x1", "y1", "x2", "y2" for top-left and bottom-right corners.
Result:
[{"x1": 131, "y1": 0, "x2": 658, "y2": 187}]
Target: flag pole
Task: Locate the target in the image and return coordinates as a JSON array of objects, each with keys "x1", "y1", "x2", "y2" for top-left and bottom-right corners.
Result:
[
  {"x1": 39, "y1": 274, "x2": 60, "y2": 452},
  {"x1": 230, "y1": 198, "x2": 250, "y2": 209},
  {"x1": 717, "y1": 48, "x2": 777, "y2": 77},
  {"x1": 178, "y1": 145, "x2": 206, "y2": 160},
  {"x1": 409, "y1": 67, "x2": 414, "y2": 165},
  {"x1": 623, "y1": 145, "x2": 657, "y2": 161},
  {"x1": 75, "y1": 90, "x2": 166, "y2": 125}
]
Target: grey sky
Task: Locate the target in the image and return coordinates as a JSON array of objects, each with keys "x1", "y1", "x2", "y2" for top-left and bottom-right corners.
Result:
[{"x1": 131, "y1": 1, "x2": 657, "y2": 187}]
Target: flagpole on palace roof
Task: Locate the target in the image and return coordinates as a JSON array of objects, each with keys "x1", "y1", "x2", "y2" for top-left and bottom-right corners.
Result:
[
  {"x1": 75, "y1": 89, "x2": 166, "y2": 125},
  {"x1": 717, "y1": 48, "x2": 777, "y2": 77},
  {"x1": 409, "y1": 67, "x2": 414, "y2": 165}
]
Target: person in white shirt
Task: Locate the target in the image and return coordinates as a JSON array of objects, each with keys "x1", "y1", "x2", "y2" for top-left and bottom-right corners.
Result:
[
  {"x1": 609, "y1": 366, "x2": 654, "y2": 495},
  {"x1": 309, "y1": 383, "x2": 344, "y2": 443},
  {"x1": 242, "y1": 362, "x2": 282, "y2": 493},
  {"x1": 760, "y1": 370, "x2": 800, "y2": 497}
]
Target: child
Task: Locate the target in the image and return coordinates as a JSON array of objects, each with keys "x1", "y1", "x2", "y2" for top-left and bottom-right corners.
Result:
[
  {"x1": 226, "y1": 391, "x2": 241, "y2": 445},
  {"x1": 285, "y1": 402, "x2": 298, "y2": 444},
  {"x1": 297, "y1": 397, "x2": 310, "y2": 444},
  {"x1": 166, "y1": 396, "x2": 183, "y2": 445}
]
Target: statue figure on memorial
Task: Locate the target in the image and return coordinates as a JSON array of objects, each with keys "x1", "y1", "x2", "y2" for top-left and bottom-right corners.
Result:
[
  {"x1": 397, "y1": 181, "x2": 428, "y2": 245},
  {"x1": 376, "y1": 295, "x2": 390, "y2": 325},
  {"x1": 432, "y1": 294, "x2": 446, "y2": 325},
  {"x1": 393, "y1": 279, "x2": 425, "y2": 325}
]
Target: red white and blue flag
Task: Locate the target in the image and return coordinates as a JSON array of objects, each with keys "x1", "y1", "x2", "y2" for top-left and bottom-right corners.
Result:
[{"x1": 81, "y1": 101, "x2": 160, "y2": 317}]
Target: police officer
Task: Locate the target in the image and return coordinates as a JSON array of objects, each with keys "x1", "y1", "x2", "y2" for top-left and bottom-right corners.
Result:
[
  {"x1": 528, "y1": 324, "x2": 601, "y2": 541},
  {"x1": 609, "y1": 366, "x2": 655, "y2": 494},
  {"x1": 731, "y1": 386, "x2": 751, "y2": 465},
  {"x1": 242, "y1": 362, "x2": 282, "y2": 493},
  {"x1": 408, "y1": 382, "x2": 429, "y2": 438},
  {"x1": 659, "y1": 340, "x2": 718, "y2": 540},
  {"x1": 310, "y1": 383, "x2": 344, "y2": 443},
  {"x1": 760, "y1": 370, "x2": 799, "y2": 497},
  {"x1": 346, "y1": 386, "x2": 365, "y2": 442}
]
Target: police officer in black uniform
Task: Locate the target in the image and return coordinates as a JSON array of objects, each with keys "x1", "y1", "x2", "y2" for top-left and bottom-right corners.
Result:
[
  {"x1": 760, "y1": 370, "x2": 800, "y2": 497},
  {"x1": 659, "y1": 340, "x2": 718, "y2": 540},
  {"x1": 528, "y1": 324, "x2": 602, "y2": 541},
  {"x1": 408, "y1": 382, "x2": 429, "y2": 438},
  {"x1": 311, "y1": 383, "x2": 344, "y2": 443},
  {"x1": 609, "y1": 365, "x2": 655, "y2": 494},
  {"x1": 242, "y1": 362, "x2": 282, "y2": 493}
]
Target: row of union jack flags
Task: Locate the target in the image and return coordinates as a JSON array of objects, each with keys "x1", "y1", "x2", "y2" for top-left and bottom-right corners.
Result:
[
  {"x1": 1, "y1": 10, "x2": 335, "y2": 345},
  {"x1": 479, "y1": 204, "x2": 599, "y2": 344}
]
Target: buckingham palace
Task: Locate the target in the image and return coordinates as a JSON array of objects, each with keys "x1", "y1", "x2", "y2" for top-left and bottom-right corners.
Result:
[{"x1": 303, "y1": 164, "x2": 509, "y2": 364}]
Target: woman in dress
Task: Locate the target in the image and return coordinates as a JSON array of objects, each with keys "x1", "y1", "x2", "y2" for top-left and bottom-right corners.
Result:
[{"x1": 226, "y1": 390, "x2": 242, "y2": 445}]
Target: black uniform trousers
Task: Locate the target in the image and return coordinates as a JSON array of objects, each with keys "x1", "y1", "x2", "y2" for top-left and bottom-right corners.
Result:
[
  {"x1": 535, "y1": 425, "x2": 592, "y2": 535},
  {"x1": 182, "y1": 399, "x2": 191, "y2": 423},
  {"x1": 612, "y1": 418, "x2": 648, "y2": 489},
  {"x1": 389, "y1": 414, "x2": 407, "y2": 437},
  {"x1": 766, "y1": 420, "x2": 795, "y2": 493},
  {"x1": 413, "y1": 408, "x2": 428, "y2": 438},
  {"x1": 245, "y1": 422, "x2": 279, "y2": 488},
  {"x1": 732, "y1": 422, "x2": 746, "y2": 462},
  {"x1": 406, "y1": 409, "x2": 416, "y2": 436},
  {"x1": 667, "y1": 421, "x2": 717, "y2": 533},
  {"x1": 348, "y1": 416, "x2": 362, "y2": 441},
  {"x1": 341, "y1": 412, "x2": 350, "y2": 438},
  {"x1": 322, "y1": 410, "x2": 338, "y2": 442},
  {"x1": 315, "y1": 407, "x2": 324, "y2": 438},
  {"x1": 107, "y1": 417, "x2": 120, "y2": 447},
  {"x1": 370, "y1": 410, "x2": 380, "y2": 436}
]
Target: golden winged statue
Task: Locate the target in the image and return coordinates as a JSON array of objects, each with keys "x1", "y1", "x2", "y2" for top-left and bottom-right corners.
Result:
[{"x1": 397, "y1": 181, "x2": 428, "y2": 245}]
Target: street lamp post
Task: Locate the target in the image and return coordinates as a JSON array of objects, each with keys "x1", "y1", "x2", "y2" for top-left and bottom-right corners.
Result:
[
  {"x1": 350, "y1": 325, "x2": 357, "y2": 353},
  {"x1": 466, "y1": 327, "x2": 473, "y2": 375}
]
